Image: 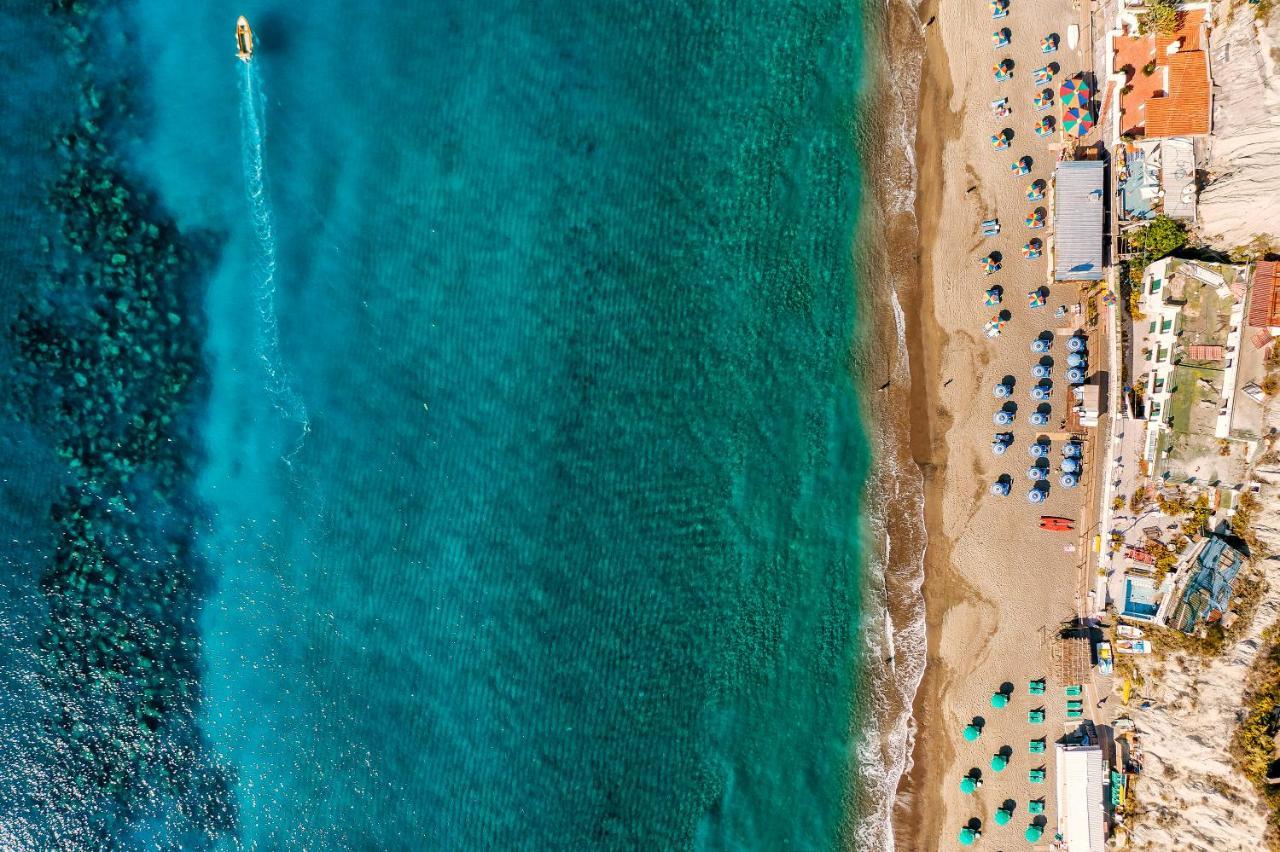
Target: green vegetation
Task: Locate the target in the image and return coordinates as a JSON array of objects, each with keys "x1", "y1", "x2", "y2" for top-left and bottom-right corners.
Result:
[
  {"x1": 1129, "y1": 489, "x2": 1150, "y2": 513},
  {"x1": 1182, "y1": 493, "x2": 1213, "y2": 537},
  {"x1": 1149, "y1": 539, "x2": 1180, "y2": 586},
  {"x1": 1142, "y1": 60, "x2": 1158, "y2": 76},
  {"x1": 1232, "y1": 619, "x2": 1280, "y2": 849},
  {"x1": 1232, "y1": 492, "x2": 1271, "y2": 557},
  {"x1": 1139, "y1": 0, "x2": 1180, "y2": 35},
  {"x1": 1128, "y1": 215, "x2": 1189, "y2": 259}
]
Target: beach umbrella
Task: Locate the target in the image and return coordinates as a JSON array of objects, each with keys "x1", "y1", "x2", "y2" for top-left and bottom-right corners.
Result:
[
  {"x1": 963, "y1": 724, "x2": 982, "y2": 742},
  {"x1": 1060, "y1": 473, "x2": 1078, "y2": 489},
  {"x1": 991, "y1": 481, "x2": 1011, "y2": 496},
  {"x1": 1067, "y1": 352, "x2": 1084, "y2": 367},
  {"x1": 991, "y1": 692, "x2": 1010, "y2": 708},
  {"x1": 981, "y1": 255, "x2": 1000, "y2": 274},
  {"x1": 1062, "y1": 458, "x2": 1080, "y2": 474},
  {"x1": 993, "y1": 381, "x2": 1011, "y2": 397},
  {"x1": 1011, "y1": 156, "x2": 1032, "y2": 175},
  {"x1": 985, "y1": 288, "x2": 1003, "y2": 307},
  {"x1": 1068, "y1": 335, "x2": 1086, "y2": 353},
  {"x1": 1029, "y1": 442, "x2": 1048, "y2": 458},
  {"x1": 1064, "y1": 442, "x2": 1081, "y2": 458},
  {"x1": 992, "y1": 28, "x2": 1011, "y2": 47},
  {"x1": 1067, "y1": 367, "x2": 1085, "y2": 384},
  {"x1": 1027, "y1": 465, "x2": 1044, "y2": 480},
  {"x1": 1035, "y1": 116, "x2": 1054, "y2": 137},
  {"x1": 991, "y1": 133, "x2": 1010, "y2": 150},
  {"x1": 992, "y1": 441, "x2": 1008, "y2": 456},
  {"x1": 994, "y1": 411, "x2": 1013, "y2": 426},
  {"x1": 994, "y1": 807, "x2": 1013, "y2": 826},
  {"x1": 1041, "y1": 34, "x2": 1058, "y2": 53},
  {"x1": 1028, "y1": 488, "x2": 1046, "y2": 504},
  {"x1": 959, "y1": 827, "x2": 980, "y2": 846},
  {"x1": 1059, "y1": 75, "x2": 1090, "y2": 108},
  {"x1": 1032, "y1": 364, "x2": 1050, "y2": 379},
  {"x1": 1031, "y1": 386, "x2": 1051, "y2": 401},
  {"x1": 1025, "y1": 824, "x2": 1044, "y2": 842},
  {"x1": 1063, "y1": 106, "x2": 1095, "y2": 138},
  {"x1": 991, "y1": 753, "x2": 1009, "y2": 772},
  {"x1": 960, "y1": 775, "x2": 979, "y2": 794},
  {"x1": 1027, "y1": 179, "x2": 1046, "y2": 200},
  {"x1": 1028, "y1": 290, "x2": 1046, "y2": 309},
  {"x1": 1029, "y1": 412, "x2": 1049, "y2": 426}
]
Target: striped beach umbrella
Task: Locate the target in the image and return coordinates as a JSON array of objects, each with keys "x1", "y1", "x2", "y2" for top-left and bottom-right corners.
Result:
[
  {"x1": 1027, "y1": 179, "x2": 1046, "y2": 200},
  {"x1": 1059, "y1": 74, "x2": 1090, "y2": 108},
  {"x1": 1063, "y1": 106, "x2": 1095, "y2": 137},
  {"x1": 1010, "y1": 156, "x2": 1032, "y2": 175}
]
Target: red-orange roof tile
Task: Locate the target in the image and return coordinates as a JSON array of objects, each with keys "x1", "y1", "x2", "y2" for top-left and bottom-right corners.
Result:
[
  {"x1": 1144, "y1": 51, "x2": 1211, "y2": 137},
  {"x1": 1249, "y1": 261, "x2": 1280, "y2": 328},
  {"x1": 1155, "y1": 10, "x2": 1204, "y2": 54}
]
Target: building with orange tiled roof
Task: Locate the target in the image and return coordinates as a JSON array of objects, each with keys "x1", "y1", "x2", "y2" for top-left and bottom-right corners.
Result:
[
  {"x1": 1106, "y1": 7, "x2": 1213, "y2": 141},
  {"x1": 1248, "y1": 261, "x2": 1280, "y2": 334}
]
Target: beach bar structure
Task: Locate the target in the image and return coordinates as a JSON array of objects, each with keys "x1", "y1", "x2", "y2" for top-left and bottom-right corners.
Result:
[
  {"x1": 1054, "y1": 160, "x2": 1105, "y2": 282},
  {"x1": 1055, "y1": 743, "x2": 1108, "y2": 851}
]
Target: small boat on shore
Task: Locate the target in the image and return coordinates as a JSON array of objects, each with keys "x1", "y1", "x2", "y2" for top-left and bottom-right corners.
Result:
[
  {"x1": 1097, "y1": 641, "x2": 1113, "y2": 675},
  {"x1": 1039, "y1": 515, "x2": 1075, "y2": 531},
  {"x1": 236, "y1": 15, "x2": 254, "y2": 62}
]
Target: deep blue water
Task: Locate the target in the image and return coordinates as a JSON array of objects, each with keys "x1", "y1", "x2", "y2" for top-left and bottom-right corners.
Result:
[{"x1": 1, "y1": 0, "x2": 878, "y2": 847}]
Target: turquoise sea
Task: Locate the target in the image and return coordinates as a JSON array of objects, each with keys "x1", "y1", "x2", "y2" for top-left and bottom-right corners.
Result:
[{"x1": 0, "y1": 0, "x2": 884, "y2": 847}]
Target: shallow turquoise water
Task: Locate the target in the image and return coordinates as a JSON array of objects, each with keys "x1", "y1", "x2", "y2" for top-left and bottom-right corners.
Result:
[{"x1": 3, "y1": 0, "x2": 878, "y2": 847}]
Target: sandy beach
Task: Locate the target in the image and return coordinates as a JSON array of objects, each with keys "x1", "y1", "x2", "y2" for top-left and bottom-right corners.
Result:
[{"x1": 894, "y1": 0, "x2": 1107, "y2": 847}]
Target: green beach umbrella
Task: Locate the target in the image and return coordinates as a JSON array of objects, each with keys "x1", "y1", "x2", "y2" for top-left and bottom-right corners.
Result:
[
  {"x1": 991, "y1": 692, "x2": 1009, "y2": 708},
  {"x1": 994, "y1": 807, "x2": 1013, "y2": 826},
  {"x1": 1025, "y1": 824, "x2": 1044, "y2": 842},
  {"x1": 991, "y1": 753, "x2": 1009, "y2": 772},
  {"x1": 960, "y1": 776, "x2": 978, "y2": 795},
  {"x1": 959, "y1": 827, "x2": 980, "y2": 846},
  {"x1": 963, "y1": 724, "x2": 982, "y2": 742}
]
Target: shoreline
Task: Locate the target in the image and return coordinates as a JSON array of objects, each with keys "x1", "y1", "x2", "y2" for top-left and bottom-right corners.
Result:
[{"x1": 889, "y1": 0, "x2": 958, "y2": 847}]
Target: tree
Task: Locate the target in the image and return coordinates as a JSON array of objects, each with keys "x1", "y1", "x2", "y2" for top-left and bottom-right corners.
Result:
[
  {"x1": 1128, "y1": 214, "x2": 1188, "y2": 259},
  {"x1": 1140, "y1": 0, "x2": 1179, "y2": 35}
]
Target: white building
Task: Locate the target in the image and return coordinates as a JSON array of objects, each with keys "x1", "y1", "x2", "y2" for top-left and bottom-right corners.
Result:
[{"x1": 1055, "y1": 743, "x2": 1108, "y2": 851}]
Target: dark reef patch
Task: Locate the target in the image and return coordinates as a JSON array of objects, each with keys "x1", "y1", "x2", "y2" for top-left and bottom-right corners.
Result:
[{"x1": 0, "y1": 1, "x2": 233, "y2": 843}]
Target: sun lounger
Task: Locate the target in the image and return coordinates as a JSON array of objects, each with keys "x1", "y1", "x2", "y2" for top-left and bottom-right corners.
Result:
[
  {"x1": 1067, "y1": 708, "x2": 1084, "y2": 719},
  {"x1": 1065, "y1": 684, "x2": 1082, "y2": 696},
  {"x1": 1028, "y1": 709, "x2": 1045, "y2": 724},
  {"x1": 1028, "y1": 679, "x2": 1046, "y2": 695},
  {"x1": 1029, "y1": 799, "x2": 1046, "y2": 815},
  {"x1": 1029, "y1": 768, "x2": 1046, "y2": 783},
  {"x1": 1029, "y1": 738, "x2": 1046, "y2": 754}
]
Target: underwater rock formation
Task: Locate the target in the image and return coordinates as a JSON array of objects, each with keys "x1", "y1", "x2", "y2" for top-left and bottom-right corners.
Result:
[{"x1": 0, "y1": 1, "x2": 233, "y2": 840}]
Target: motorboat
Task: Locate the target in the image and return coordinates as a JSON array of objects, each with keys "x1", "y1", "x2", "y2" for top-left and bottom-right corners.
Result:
[{"x1": 236, "y1": 15, "x2": 254, "y2": 62}]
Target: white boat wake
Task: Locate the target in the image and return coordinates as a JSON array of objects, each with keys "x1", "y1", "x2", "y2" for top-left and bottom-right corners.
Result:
[{"x1": 238, "y1": 59, "x2": 310, "y2": 459}]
